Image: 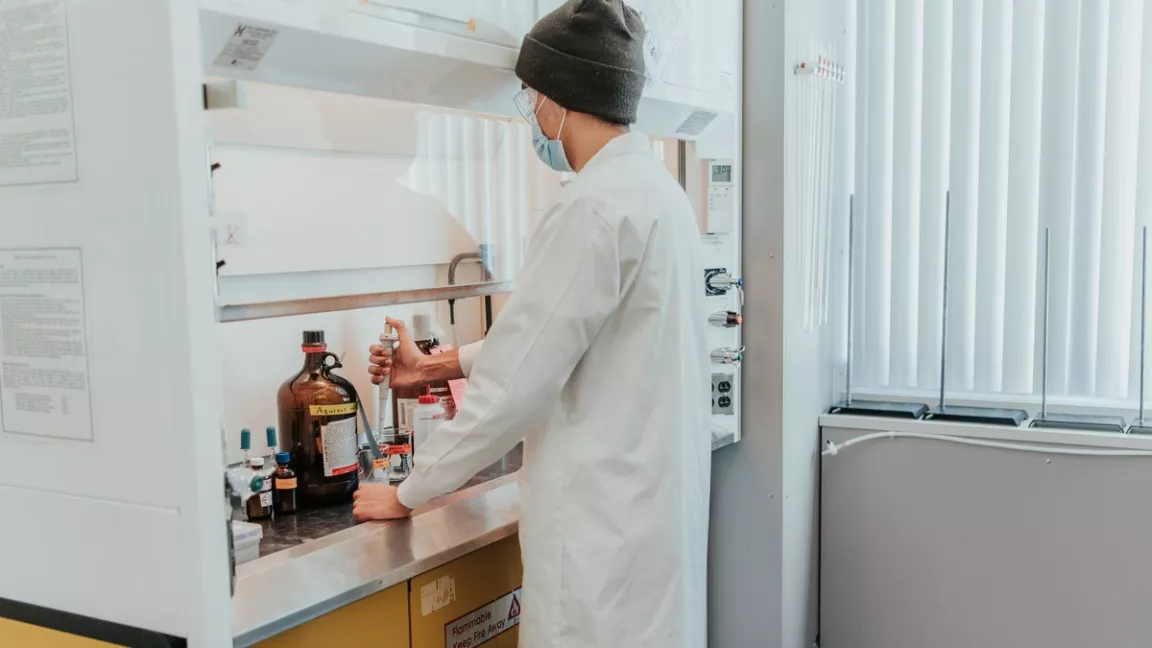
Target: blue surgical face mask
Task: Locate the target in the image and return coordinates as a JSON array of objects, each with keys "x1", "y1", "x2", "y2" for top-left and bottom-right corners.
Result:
[{"x1": 531, "y1": 100, "x2": 574, "y2": 173}]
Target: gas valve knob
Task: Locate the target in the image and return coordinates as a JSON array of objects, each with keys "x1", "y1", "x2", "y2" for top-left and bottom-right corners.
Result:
[
  {"x1": 706, "y1": 272, "x2": 743, "y2": 294},
  {"x1": 711, "y1": 346, "x2": 745, "y2": 367},
  {"x1": 709, "y1": 310, "x2": 743, "y2": 328}
]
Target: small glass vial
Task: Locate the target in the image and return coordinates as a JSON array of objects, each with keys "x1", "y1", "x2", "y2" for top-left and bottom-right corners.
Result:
[
  {"x1": 245, "y1": 457, "x2": 273, "y2": 520},
  {"x1": 272, "y1": 452, "x2": 298, "y2": 515},
  {"x1": 384, "y1": 427, "x2": 412, "y2": 483}
]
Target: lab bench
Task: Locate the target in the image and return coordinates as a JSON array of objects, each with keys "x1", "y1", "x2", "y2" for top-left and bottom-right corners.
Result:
[
  {"x1": 3, "y1": 438, "x2": 730, "y2": 647},
  {"x1": 234, "y1": 442, "x2": 524, "y2": 647},
  {"x1": 243, "y1": 448, "x2": 523, "y2": 557},
  {"x1": 234, "y1": 472, "x2": 523, "y2": 647}
]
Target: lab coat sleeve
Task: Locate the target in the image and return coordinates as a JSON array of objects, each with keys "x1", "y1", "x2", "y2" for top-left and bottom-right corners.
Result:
[
  {"x1": 398, "y1": 201, "x2": 622, "y2": 509},
  {"x1": 457, "y1": 341, "x2": 483, "y2": 378}
]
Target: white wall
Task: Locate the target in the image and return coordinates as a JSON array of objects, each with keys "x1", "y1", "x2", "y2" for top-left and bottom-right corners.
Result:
[
  {"x1": 216, "y1": 300, "x2": 493, "y2": 465},
  {"x1": 710, "y1": 0, "x2": 851, "y2": 645},
  {"x1": 208, "y1": 80, "x2": 558, "y2": 283},
  {"x1": 782, "y1": 0, "x2": 855, "y2": 644}
]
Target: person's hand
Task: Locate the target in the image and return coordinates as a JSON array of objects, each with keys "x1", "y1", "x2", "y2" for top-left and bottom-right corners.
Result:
[
  {"x1": 368, "y1": 317, "x2": 427, "y2": 388},
  {"x1": 353, "y1": 483, "x2": 412, "y2": 522}
]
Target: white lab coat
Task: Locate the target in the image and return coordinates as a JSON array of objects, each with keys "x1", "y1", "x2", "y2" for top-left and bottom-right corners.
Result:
[{"x1": 398, "y1": 132, "x2": 711, "y2": 647}]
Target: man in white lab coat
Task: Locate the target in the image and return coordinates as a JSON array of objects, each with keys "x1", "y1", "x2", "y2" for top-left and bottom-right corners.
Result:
[{"x1": 354, "y1": 1, "x2": 711, "y2": 645}]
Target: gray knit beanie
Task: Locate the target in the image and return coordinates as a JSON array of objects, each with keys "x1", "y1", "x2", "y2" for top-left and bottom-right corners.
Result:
[{"x1": 515, "y1": 0, "x2": 647, "y2": 125}]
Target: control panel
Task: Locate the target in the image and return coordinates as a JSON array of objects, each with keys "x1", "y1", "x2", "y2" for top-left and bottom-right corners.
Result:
[
  {"x1": 695, "y1": 152, "x2": 740, "y2": 446},
  {"x1": 706, "y1": 159, "x2": 736, "y2": 234}
]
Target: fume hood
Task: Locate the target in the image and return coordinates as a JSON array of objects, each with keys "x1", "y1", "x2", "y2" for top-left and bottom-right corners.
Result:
[{"x1": 198, "y1": 0, "x2": 738, "y2": 139}]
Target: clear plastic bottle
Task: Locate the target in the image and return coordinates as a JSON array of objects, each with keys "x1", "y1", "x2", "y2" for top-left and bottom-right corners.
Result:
[
  {"x1": 384, "y1": 427, "x2": 412, "y2": 483},
  {"x1": 412, "y1": 389, "x2": 445, "y2": 466}
]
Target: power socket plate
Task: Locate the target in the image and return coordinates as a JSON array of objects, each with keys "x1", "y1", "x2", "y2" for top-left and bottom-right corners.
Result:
[{"x1": 712, "y1": 372, "x2": 735, "y2": 415}]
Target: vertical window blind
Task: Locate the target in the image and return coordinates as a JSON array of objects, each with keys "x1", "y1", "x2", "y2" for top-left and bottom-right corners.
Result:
[
  {"x1": 852, "y1": 0, "x2": 1152, "y2": 402},
  {"x1": 407, "y1": 114, "x2": 540, "y2": 284}
]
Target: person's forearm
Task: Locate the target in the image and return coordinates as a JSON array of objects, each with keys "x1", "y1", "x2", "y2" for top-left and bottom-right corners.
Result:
[{"x1": 419, "y1": 350, "x2": 465, "y2": 382}]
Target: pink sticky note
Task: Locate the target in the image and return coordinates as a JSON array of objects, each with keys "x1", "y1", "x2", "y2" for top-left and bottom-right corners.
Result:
[
  {"x1": 448, "y1": 379, "x2": 468, "y2": 409},
  {"x1": 431, "y1": 345, "x2": 467, "y2": 413}
]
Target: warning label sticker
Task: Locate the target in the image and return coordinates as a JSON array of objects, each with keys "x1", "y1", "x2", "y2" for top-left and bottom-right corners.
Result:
[
  {"x1": 212, "y1": 24, "x2": 278, "y2": 72},
  {"x1": 421, "y1": 575, "x2": 456, "y2": 616},
  {"x1": 445, "y1": 588, "x2": 521, "y2": 648}
]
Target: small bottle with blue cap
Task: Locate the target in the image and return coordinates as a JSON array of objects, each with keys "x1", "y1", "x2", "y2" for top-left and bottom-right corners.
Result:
[{"x1": 272, "y1": 452, "x2": 297, "y2": 515}]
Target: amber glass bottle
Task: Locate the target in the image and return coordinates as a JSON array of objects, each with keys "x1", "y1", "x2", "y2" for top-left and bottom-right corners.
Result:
[{"x1": 277, "y1": 331, "x2": 359, "y2": 507}]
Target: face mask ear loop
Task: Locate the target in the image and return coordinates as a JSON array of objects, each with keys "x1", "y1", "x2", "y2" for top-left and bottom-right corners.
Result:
[
  {"x1": 534, "y1": 95, "x2": 547, "y2": 123},
  {"x1": 557, "y1": 109, "x2": 569, "y2": 140}
]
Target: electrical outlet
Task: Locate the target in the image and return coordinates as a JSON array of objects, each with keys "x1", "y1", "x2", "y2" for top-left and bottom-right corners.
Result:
[{"x1": 712, "y1": 373, "x2": 735, "y2": 415}]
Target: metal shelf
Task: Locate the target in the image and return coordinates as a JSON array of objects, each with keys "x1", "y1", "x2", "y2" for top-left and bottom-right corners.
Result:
[{"x1": 217, "y1": 280, "x2": 515, "y2": 323}]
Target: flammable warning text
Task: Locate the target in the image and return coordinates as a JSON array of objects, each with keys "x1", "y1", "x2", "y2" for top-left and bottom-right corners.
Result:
[{"x1": 445, "y1": 588, "x2": 521, "y2": 648}]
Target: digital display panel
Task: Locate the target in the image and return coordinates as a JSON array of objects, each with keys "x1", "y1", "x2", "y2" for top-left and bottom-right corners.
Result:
[{"x1": 711, "y1": 164, "x2": 732, "y2": 183}]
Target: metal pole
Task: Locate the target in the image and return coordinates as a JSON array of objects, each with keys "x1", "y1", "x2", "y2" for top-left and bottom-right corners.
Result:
[
  {"x1": 938, "y1": 191, "x2": 951, "y2": 409},
  {"x1": 845, "y1": 194, "x2": 855, "y2": 404},
  {"x1": 1140, "y1": 227, "x2": 1148, "y2": 425},
  {"x1": 1041, "y1": 228, "x2": 1051, "y2": 418}
]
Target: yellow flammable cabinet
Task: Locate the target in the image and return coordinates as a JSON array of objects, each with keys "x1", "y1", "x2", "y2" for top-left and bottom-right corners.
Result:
[
  {"x1": 409, "y1": 536, "x2": 524, "y2": 648},
  {"x1": 0, "y1": 619, "x2": 118, "y2": 647},
  {"x1": 257, "y1": 583, "x2": 410, "y2": 648}
]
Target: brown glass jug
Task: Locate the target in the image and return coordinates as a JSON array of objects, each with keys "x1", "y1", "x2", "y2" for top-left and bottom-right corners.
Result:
[{"x1": 277, "y1": 330, "x2": 359, "y2": 507}]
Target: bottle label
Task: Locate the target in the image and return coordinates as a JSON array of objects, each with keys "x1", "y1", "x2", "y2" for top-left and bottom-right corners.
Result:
[
  {"x1": 310, "y1": 403, "x2": 357, "y2": 416},
  {"x1": 320, "y1": 416, "x2": 359, "y2": 476},
  {"x1": 258, "y1": 491, "x2": 272, "y2": 507},
  {"x1": 274, "y1": 477, "x2": 298, "y2": 490},
  {"x1": 385, "y1": 443, "x2": 413, "y2": 456}
]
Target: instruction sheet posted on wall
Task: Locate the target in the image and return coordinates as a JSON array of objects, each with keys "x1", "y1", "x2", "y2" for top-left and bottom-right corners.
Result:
[
  {"x1": 0, "y1": 0, "x2": 79, "y2": 186},
  {"x1": 0, "y1": 249, "x2": 93, "y2": 440}
]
